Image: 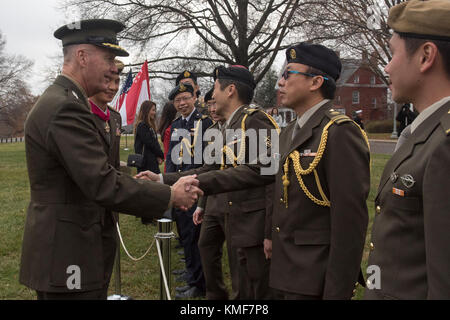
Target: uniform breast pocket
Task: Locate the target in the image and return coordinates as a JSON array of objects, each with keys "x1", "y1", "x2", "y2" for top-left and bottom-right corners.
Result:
[
  {"x1": 50, "y1": 204, "x2": 104, "y2": 288},
  {"x1": 388, "y1": 193, "x2": 421, "y2": 212}
]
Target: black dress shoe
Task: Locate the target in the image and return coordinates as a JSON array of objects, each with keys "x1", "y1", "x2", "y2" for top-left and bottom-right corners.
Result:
[
  {"x1": 175, "y1": 285, "x2": 191, "y2": 293},
  {"x1": 172, "y1": 268, "x2": 187, "y2": 275},
  {"x1": 175, "y1": 286, "x2": 205, "y2": 299},
  {"x1": 175, "y1": 272, "x2": 189, "y2": 283}
]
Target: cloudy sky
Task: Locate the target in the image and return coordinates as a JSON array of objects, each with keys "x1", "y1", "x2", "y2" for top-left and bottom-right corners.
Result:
[
  {"x1": 0, "y1": 0, "x2": 285, "y2": 100},
  {"x1": 0, "y1": 0, "x2": 64, "y2": 94},
  {"x1": 0, "y1": 0, "x2": 132, "y2": 95}
]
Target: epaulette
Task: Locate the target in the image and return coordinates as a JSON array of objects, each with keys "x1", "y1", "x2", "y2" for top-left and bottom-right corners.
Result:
[
  {"x1": 243, "y1": 106, "x2": 260, "y2": 115},
  {"x1": 325, "y1": 108, "x2": 352, "y2": 125},
  {"x1": 201, "y1": 115, "x2": 210, "y2": 120},
  {"x1": 441, "y1": 109, "x2": 450, "y2": 136},
  {"x1": 172, "y1": 115, "x2": 182, "y2": 123}
]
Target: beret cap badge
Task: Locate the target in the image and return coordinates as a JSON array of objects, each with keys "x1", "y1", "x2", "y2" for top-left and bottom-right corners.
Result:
[
  {"x1": 179, "y1": 83, "x2": 186, "y2": 92},
  {"x1": 184, "y1": 71, "x2": 191, "y2": 78},
  {"x1": 290, "y1": 49, "x2": 296, "y2": 60}
]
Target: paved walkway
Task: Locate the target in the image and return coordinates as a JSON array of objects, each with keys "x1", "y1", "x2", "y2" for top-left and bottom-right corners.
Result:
[{"x1": 369, "y1": 139, "x2": 397, "y2": 155}]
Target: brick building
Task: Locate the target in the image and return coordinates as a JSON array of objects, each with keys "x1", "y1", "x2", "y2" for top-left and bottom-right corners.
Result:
[
  {"x1": 333, "y1": 57, "x2": 388, "y2": 122},
  {"x1": 272, "y1": 54, "x2": 388, "y2": 125}
]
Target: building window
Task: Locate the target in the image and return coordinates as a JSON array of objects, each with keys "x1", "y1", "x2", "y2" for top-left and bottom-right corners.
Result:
[
  {"x1": 370, "y1": 76, "x2": 376, "y2": 85},
  {"x1": 372, "y1": 98, "x2": 377, "y2": 108},
  {"x1": 352, "y1": 91, "x2": 360, "y2": 104},
  {"x1": 353, "y1": 75, "x2": 360, "y2": 84}
]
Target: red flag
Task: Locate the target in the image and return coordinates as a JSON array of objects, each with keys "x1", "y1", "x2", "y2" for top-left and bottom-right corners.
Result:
[{"x1": 121, "y1": 61, "x2": 151, "y2": 125}]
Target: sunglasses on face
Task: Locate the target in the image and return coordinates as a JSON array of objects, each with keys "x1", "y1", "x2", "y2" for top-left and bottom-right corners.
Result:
[{"x1": 281, "y1": 70, "x2": 329, "y2": 81}]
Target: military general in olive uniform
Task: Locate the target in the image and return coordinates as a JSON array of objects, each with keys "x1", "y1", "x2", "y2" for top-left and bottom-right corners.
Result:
[
  {"x1": 20, "y1": 19, "x2": 202, "y2": 300},
  {"x1": 364, "y1": 0, "x2": 450, "y2": 300}
]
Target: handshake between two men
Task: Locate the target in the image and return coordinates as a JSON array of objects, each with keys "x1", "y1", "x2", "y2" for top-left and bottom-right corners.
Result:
[{"x1": 135, "y1": 171, "x2": 201, "y2": 212}]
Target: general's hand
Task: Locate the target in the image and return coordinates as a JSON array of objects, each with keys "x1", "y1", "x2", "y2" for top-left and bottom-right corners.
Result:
[
  {"x1": 172, "y1": 175, "x2": 204, "y2": 211},
  {"x1": 263, "y1": 239, "x2": 272, "y2": 260},
  {"x1": 135, "y1": 170, "x2": 159, "y2": 182},
  {"x1": 193, "y1": 208, "x2": 204, "y2": 225}
]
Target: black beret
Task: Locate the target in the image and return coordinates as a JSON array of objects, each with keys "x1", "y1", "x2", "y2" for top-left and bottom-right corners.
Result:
[
  {"x1": 213, "y1": 65, "x2": 256, "y2": 89},
  {"x1": 286, "y1": 43, "x2": 341, "y2": 81},
  {"x1": 54, "y1": 19, "x2": 129, "y2": 57},
  {"x1": 204, "y1": 88, "x2": 214, "y2": 102},
  {"x1": 168, "y1": 82, "x2": 195, "y2": 100},
  {"x1": 176, "y1": 70, "x2": 198, "y2": 85}
]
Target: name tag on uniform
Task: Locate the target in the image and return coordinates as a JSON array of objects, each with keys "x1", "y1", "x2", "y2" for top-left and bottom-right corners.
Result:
[
  {"x1": 301, "y1": 149, "x2": 317, "y2": 157},
  {"x1": 392, "y1": 187, "x2": 405, "y2": 197}
]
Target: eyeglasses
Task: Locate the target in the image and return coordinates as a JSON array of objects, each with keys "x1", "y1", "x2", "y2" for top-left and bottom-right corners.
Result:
[
  {"x1": 281, "y1": 70, "x2": 329, "y2": 81},
  {"x1": 174, "y1": 96, "x2": 193, "y2": 104}
]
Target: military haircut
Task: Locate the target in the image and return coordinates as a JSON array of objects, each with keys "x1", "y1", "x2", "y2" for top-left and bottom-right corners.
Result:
[
  {"x1": 218, "y1": 78, "x2": 254, "y2": 105},
  {"x1": 399, "y1": 33, "x2": 450, "y2": 79},
  {"x1": 307, "y1": 66, "x2": 337, "y2": 100},
  {"x1": 62, "y1": 44, "x2": 78, "y2": 62}
]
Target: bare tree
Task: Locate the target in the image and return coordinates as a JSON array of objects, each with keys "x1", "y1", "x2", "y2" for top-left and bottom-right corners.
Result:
[
  {"x1": 0, "y1": 31, "x2": 34, "y2": 101},
  {"x1": 64, "y1": 0, "x2": 307, "y2": 84},
  {"x1": 298, "y1": 0, "x2": 407, "y2": 84},
  {"x1": 0, "y1": 81, "x2": 37, "y2": 136},
  {"x1": 0, "y1": 30, "x2": 36, "y2": 137}
]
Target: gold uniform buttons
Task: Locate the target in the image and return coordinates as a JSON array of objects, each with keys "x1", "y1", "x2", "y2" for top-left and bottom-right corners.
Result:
[
  {"x1": 370, "y1": 242, "x2": 374, "y2": 251},
  {"x1": 228, "y1": 201, "x2": 233, "y2": 206},
  {"x1": 275, "y1": 227, "x2": 280, "y2": 232},
  {"x1": 376, "y1": 205, "x2": 381, "y2": 214}
]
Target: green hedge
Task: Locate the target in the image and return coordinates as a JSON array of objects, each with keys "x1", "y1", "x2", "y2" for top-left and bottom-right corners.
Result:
[{"x1": 365, "y1": 119, "x2": 398, "y2": 133}]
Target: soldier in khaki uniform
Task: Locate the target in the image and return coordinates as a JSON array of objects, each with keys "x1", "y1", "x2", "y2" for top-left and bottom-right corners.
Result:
[
  {"x1": 364, "y1": 0, "x2": 450, "y2": 300},
  {"x1": 138, "y1": 65, "x2": 278, "y2": 299},
  {"x1": 269, "y1": 44, "x2": 370, "y2": 299},
  {"x1": 190, "y1": 88, "x2": 240, "y2": 300},
  {"x1": 20, "y1": 19, "x2": 202, "y2": 300}
]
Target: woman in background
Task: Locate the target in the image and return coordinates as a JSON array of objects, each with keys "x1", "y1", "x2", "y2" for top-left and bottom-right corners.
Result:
[
  {"x1": 269, "y1": 107, "x2": 283, "y2": 128},
  {"x1": 157, "y1": 101, "x2": 177, "y2": 172},
  {"x1": 134, "y1": 100, "x2": 164, "y2": 174}
]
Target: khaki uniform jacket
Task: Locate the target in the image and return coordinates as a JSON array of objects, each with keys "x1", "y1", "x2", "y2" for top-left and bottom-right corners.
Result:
[
  {"x1": 20, "y1": 75, "x2": 171, "y2": 293},
  {"x1": 164, "y1": 106, "x2": 277, "y2": 247},
  {"x1": 364, "y1": 102, "x2": 450, "y2": 300},
  {"x1": 270, "y1": 103, "x2": 370, "y2": 299},
  {"x1": 198, "y1": 122, "x2": 229, "y2": 218}
]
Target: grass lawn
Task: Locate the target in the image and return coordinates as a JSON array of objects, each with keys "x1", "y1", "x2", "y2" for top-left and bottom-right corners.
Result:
[{"x1": 0, "y1": 139, "x2": 390, "y2": 300}]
